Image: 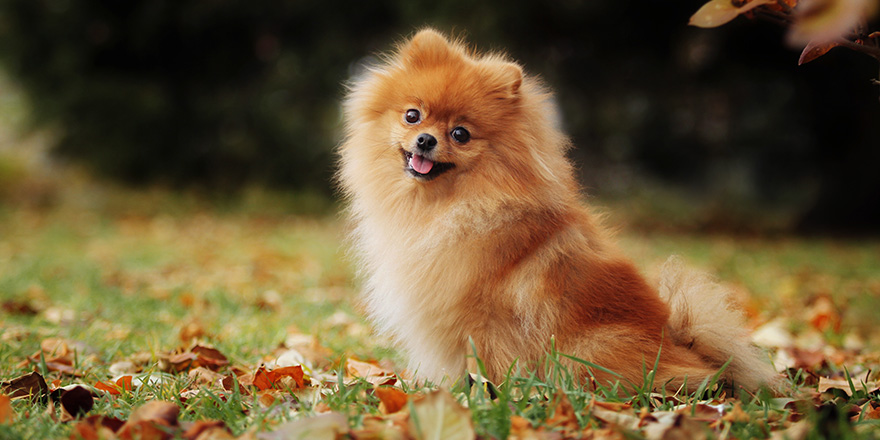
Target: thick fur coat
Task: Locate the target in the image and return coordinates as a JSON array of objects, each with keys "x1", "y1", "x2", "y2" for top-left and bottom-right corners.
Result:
[{"x1": 337, "y1": 29, "x2": 777, "y2": 391}]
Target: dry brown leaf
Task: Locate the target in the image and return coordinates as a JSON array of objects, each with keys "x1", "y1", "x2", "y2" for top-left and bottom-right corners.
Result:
[
  {"x1": 676, "y1": 403, "x2": 726, "y2": 422},
  {"x1": 353, "y1": 414, "x2": 409, "y2": 440},
  {"x1": 180, "y1": 321, "x2": 207, "y2": 342},
  {"x1": 59, "y1": 385, "x2": 95, "y2": 420},
  {"x1": 642, "y1": 412, "x2": 709, "y2": 440},
  {"x1": 346, "y1": 358, "x2": 389, "y2": 377},
  {"x1": 817, "y1": 376, "x2": 879, "y2": 395},
  {"x1": 2, "y1": 299, "x2": 38, "y2": 315},
  {"x1": 118, "y1": 400, "x2": 180, "y2": 440},
  {"x1": 1, "y1": 371, "x2": 49, "y2": 400},
  {"x1": 68, "y1": 415, "x2": 125, "y2": 440},
  {"x1": 189, "y1": 367, "x2": 225, "y2": 387},
  {"x1": 722, "y1": 402, "x2": 751, "y2": 423},
  {"x1": 221, "y1": 374, "x2": 251, "y2": 395},
  {"x1": 182, "y1": 420, "x2": 232, "y2": 440},
  {"x1": 169, "y1": 345, "x2": 229, "y2": 372},
  {"x1": 863, "y1": 403, "x2": 880, "y2": 420},
  {"x1": 409, "y1": 389, "x2": 474, "y2": 440},
  {"x1": 545, "y1": 392, "x2": 579, "y2": 434},
  {"x1": 259, "y1": 411, "x2": 348, "y2": 440},
  {"x1": 591, "y1": 406, "x2": 640, "y2": 431},
  {"x1": 375, "y1": 386, "x2": 408, "y2": 414}
]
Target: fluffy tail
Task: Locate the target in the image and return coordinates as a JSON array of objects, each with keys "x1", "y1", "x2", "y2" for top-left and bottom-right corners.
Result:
[{"x1": 658, "y1": 256, "x2": 780, "y2": 392}]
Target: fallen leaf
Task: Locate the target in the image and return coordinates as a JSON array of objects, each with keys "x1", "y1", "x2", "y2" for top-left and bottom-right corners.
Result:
[
  {"x1": 258, "y1": 411, "x2": 348, "y2": 440},
  {"x1": 817, "y1": 376, "x2": 879, "y2": 396},
  {"x1": 375, "y1": 386, "x2": 408, "y2": 414},
  {"x1": 0, "y1": 394, "x2": 13, "y2": 424},
  {"x1": 689, "y1": 0, "x2": 775, "y2": 28},
  {"x1": 189, "y1": 367, "x2": 225, "y2": 387},
  {"x1": 592, "y1": 406, "x2": 640, "y2": 431},
  {"x1": 722, "y1": 402, "x2": 751, "y2": 423},
  {"x1": 182, "y1": 420, "x2": 233, "y2": 440},
  {"x1": 180, "y1": 321, "x2": 207, "y2": 342},
  {"x1": 58, "y1": 385, "x2": 95, "y2": 420},
  {"x1": 191, "y1": 346, "x2": 228, "y2": 370},
  {"x1": 94, "y1": 380, "x2": 121, "y2": 395},
  {"x1": 409, "y1": 389, "x2": 474, "y2": 440},
  {"x1": 353, "y1": 413, "x2": 409, "y2": 440},
  {"x1": 1, "y1": 371, "x2": 49, "y2": 400},
  {"x1": 169, "y1": 352, "x2": 200, "y2": 371},
  {"x1": 863, "y1": 404, "x2": 880, "y2": 420},
  {"x1": 2, "y1": 299, "x2": 38, "y2": 315},
  {"x1": 346, "y1": 358, "x2": 396, "y2": 386},
  {"x1": 642, "y1": 412, "x2": 709, "y2": 440},
  {"x1": 806, "y1": 295, "x2": 841, "y2": 332},
  {"x1": 346, "y1": 358, "x2": 389, "y2": 377},
  {"x1": 169, "y1": 345, "x2": 229, "y2": 372},
  {"x1": 117, "y1": 375, "x2": 134, "y2": 392},
  {"x1": 118, "y1": 400, "x2": 180, "y2": 440},
  {"x1": 252, "y1": 365, "x2": 306, "y2": 391},
  {"x1": 69, "y1": 416, "x2": 125, "y2": 440},
  {"x1": 545, "y1": 392, "x2": 580, "y2": 434}
]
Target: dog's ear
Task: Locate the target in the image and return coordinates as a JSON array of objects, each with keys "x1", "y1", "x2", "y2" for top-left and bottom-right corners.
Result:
[
  {"x1": 398, "y1": 28, "x2": 457, "y2": 69},
  {"x1": 487, "y1": 62, "x2": 523, "y2": 100},
  {"x1": 499, "y1": 62, "x2": 523, "y2": 97}
]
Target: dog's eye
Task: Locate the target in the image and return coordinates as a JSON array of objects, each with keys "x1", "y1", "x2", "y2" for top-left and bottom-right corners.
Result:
[
  {"x1": 450, "y1": 126, "x2": 470, "y2": 143},
  {"x1": 404, "y1": 109, "x2": 421, "y2": 125}
]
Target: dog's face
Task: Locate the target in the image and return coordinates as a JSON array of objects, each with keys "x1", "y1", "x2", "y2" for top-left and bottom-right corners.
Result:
[{"x1": 344, "y1": 29, "x2": 525, "y2": 190}]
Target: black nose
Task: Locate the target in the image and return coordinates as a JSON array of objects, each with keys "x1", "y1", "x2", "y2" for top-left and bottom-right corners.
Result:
[{"x1": 416, "y1": 133, "x2": 437, "y2": 151}]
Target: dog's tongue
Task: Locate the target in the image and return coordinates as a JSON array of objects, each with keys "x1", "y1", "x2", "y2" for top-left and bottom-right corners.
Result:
[{"x1": 411, "y1": 154, "x2": 434, "y2": 175}]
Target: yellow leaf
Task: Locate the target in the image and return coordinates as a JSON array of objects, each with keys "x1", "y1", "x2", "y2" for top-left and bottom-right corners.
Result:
[
  {"x1": 690, "y1": 0, "x2": 775, "y2": 28},
  {"x1": 409, "y1": 390, "x2": 474, "y2": 440}
]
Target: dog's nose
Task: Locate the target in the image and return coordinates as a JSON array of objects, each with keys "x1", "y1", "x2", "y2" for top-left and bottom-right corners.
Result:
[{"x1": 416, "y1": 133, "x2": 437, "y2": 151}]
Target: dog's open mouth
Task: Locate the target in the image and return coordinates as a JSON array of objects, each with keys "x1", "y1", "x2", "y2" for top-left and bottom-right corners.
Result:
[{"x1": 402, "y1": 149, "x2": 455, "y2": 180}]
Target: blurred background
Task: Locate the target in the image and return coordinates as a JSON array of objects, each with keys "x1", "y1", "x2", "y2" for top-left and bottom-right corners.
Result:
[{"x1": 0, "y1": 0, "x2": 878, "y2": 235}]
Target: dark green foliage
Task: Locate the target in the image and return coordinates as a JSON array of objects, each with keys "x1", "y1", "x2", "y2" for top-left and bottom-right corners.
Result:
[
  {"x1": 0, "y1": 1, "x2": 879, "y2": 232},
  {"x1": 0, "y1": 1, "x2": 403, "y2": 189}
]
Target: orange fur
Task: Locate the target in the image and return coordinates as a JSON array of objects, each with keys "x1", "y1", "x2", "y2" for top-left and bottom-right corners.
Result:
[{"x1": 337, "y1": 29, "x2": 778, "y2": 392}]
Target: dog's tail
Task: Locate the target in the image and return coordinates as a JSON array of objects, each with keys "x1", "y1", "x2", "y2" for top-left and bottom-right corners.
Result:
[{"x1": 658, "y1": 256, "x2": 780, "y2": 392}]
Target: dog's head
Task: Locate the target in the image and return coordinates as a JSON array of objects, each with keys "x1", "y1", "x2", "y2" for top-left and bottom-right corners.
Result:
[{"x1": 339, "y1": 29, "x2": 570, "y2": 206}]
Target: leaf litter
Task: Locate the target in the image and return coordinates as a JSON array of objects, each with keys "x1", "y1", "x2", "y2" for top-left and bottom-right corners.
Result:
[{"x1": 2, "y1": 193, "x2": 880, "y2": 438}]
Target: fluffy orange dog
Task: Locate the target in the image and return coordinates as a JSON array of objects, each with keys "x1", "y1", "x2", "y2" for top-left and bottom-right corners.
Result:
[{"x1": 338, "y1": 29, "x2": 777, "y2": 391}]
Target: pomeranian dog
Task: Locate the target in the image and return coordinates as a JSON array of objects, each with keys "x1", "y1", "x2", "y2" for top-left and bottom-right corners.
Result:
[{"x1": 338, "y1": 29, "x2": 778, "y2": 392}]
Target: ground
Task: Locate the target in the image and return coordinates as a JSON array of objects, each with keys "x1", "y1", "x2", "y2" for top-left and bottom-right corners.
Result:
[{"x1": 1, "y1": 167, "x2": 880, "y2": 439}]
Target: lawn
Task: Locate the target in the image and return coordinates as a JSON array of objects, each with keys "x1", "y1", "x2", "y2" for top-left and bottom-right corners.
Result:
[{"x1": 2, "y1": 176, "x2": 880, "y2": 439}]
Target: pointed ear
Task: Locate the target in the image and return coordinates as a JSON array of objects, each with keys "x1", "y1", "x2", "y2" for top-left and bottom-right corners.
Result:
[
  {"x1": 500, "y1": 63, "x2": 523, "y2": 96},
  {"x1": 398, "y1": 28, "x2": 456, "y2": 68},
  {"x1": 489, "y1": 62, "x2": 523, "y2": 99}
]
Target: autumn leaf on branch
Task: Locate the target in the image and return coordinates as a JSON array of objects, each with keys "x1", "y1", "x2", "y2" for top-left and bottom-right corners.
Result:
[
  {"x1": 689, "y1": 0, "x2": 777, "y2": 28},
  {"x1": 799, "y1": 39, "x2": 846, "y2": 63},
  {"x1": 690, "y1": 0, "x2": 880, "y2": 84}
]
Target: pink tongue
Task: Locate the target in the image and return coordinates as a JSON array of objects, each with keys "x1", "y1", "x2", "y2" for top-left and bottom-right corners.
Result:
[{"x1": 411, "y1": 154, "x2": 434, "y2": 174}]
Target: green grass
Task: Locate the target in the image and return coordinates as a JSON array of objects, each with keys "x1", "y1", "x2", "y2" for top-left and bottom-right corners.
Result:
[{"x1": 2, "y1": 183, "x2": 880, "y2": 439}]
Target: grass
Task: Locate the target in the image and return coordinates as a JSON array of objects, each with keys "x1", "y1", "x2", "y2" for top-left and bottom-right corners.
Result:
[{"x1": 2, "y1": 174, "x2": 880, "y2": 438}]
